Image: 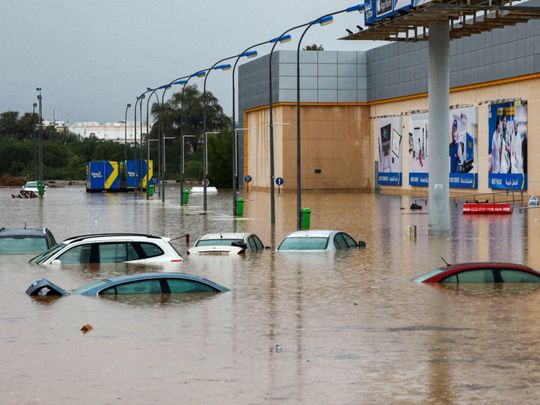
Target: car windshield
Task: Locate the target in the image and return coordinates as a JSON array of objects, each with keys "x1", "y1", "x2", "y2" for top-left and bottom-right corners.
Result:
[
  {"x1": 196, "y1": 239, "x2": 243, "y2": 247},
  {"x1": 29, "y1": 243, "x2": 66, "y2": 264},
  {"x1": 413, "y1": 267, "x2": 446, "y2": 282},
  {"x1": 72, "y1": 280, "x2": 110, "y2": 295},
  {"x1": 278, "y1": 237, "x2": 329, "y2": 250},
  {"x1": 25, "y1": 181, "x2": 37, "y2": 187},
  {"x1": 0, "y1": 236, "x2": 48, "y2": 254}
]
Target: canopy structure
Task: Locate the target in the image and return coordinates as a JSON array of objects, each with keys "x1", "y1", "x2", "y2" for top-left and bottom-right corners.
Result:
[
  {"x1": 343, "y1": 1, "x2": 540, "y2": 42},
  {"x1": 341, "y1": 0, "x2": 540, "y2": 234}
]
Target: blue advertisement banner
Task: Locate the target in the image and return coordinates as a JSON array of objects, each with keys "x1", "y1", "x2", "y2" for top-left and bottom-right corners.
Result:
[
  {"x1": 488, "y1": 101, "x2": 527, "y2": 190},
  {"x1": 450, "y1": 173, "x2": 477, "y2": 189},
  {"x1": 409, "y1": 173, "x2": 428, "y2": 187},
  {"x1": 489, "y1": 173, "x2": 528, "y2": 190},
  {"x1": 378, "y1": 172, "x2": 402, "y2": 186}
]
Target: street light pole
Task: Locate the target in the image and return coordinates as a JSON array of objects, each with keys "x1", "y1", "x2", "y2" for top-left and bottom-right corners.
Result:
[
  {"x1": 180, "y1": 134, "x2": 196, "y2": 204},
  {"x1": 294, "y1": 5, "x2": 364, "y2": 229},
  {"x1": 36, "y1": 88, "x2": 43, "y2": 190},
  {"x1": 145, "y1": 89, "x2": 159, "y2": 199},
  {"x1": 139, "y1": 93, "x2": 145, "y2": 192},
  {"x1": 32, "y1": 102, "x2": 37, "y2": 179},
  {"x1": 124, "y1": 103, "x2": 131, "y2": 166}
]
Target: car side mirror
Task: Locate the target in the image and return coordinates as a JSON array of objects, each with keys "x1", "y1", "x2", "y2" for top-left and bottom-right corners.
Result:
[
  {"x1": 358, "y1": 241, "x2": 366, "y2": 249},
  {"x1": 51, "y1": 259, "x2": 62, "y2": 265}
]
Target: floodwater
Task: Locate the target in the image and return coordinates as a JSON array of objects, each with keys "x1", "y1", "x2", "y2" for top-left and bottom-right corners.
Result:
[{"x1": 2, "y1": 185, "x2": 540, "y2": 404}]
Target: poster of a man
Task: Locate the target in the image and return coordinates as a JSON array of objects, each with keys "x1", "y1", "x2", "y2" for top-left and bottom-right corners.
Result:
[
  {"x1": 488, "y1": 101, "x2": 528, "y2": 189},
  {"x1": 449, "y1": 107, "x2": 477, "y2": 188}
]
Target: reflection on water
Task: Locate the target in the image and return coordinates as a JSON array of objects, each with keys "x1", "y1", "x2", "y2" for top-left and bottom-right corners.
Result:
[{"x1": 1, "y1": 185, "x2": 540, "y2": 403}]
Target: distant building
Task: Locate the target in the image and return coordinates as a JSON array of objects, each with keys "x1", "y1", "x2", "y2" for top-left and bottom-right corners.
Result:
[{"x1": 68, "y1": 121, "x2": 153, "y2": 143}]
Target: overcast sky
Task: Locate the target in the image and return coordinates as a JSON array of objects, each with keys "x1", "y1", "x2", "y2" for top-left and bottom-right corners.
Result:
[{"x1": 1, "y1": 1, "x2": 384, "y2": 123}]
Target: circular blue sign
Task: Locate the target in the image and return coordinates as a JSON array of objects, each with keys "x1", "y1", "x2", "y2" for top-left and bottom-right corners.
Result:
[
  {"x1": 244, "y1": 175, "x2": 252, "y2": 183},
  {"x1": 276, "y1": 177, "x2": 284, "y2": 186}
]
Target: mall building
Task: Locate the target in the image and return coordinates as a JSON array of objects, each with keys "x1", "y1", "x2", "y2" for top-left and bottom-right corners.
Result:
[{"x1": 238, "y1": 14, "x2": 540, "y2": 196}]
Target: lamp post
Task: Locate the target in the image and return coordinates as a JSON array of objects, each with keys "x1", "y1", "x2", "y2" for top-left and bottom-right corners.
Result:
[
  {"x1": 139, "y1": 93, "x2": 145, "y2": 192},
  {"x1": 203, "y1": 52, "x2": 256, "y2": 211},
  {"x1": 32, "y1": 102, "x2": 37, "y2": 179},
  {"x1": 145, "y1": 89, "x2": 160, "y2": 199},
  {"x1": 133, "y1": 95, "x2": 141, "y2": 190},
  {"x1": 204, "y1": 131, "x2": 220, "y2": 208},
  {"x1": 180, "y1": 134, "x2": 196, "y2": 203},
  {"x1": 36, "y1": 88, "x2": 43, "y2": 195},
  {"x1": 294, "y1": 4, "x2": 364, "y2": 229},
  {"x1": 231, "y1": 47, "x2": 266, "y2": 216},
  {"x1": 124, "y1": 103, "x2": 131, "y2": 165},
  {"x1": 157, "y1": 72, "x2": 206, "y2": 203}
]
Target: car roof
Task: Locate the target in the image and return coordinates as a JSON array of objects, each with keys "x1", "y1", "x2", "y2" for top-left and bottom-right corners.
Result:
[
  {"x1": 198, "y1": 233, "x2": 249, "y2": 240},
  {"x1": 62, "y1": 233, "x2": 165, "y2": 244},
  {"x1": 284, "y1": 230, "x2": 337, "y2": 238},
  {"x1": 0, "y1": 227, "x2": 50, "y2": 237},
  {"x1": 96, "y1": 272, "x2": 229, "y2": 292},
  {"x1": 445, "y1": 262, "x2": 534, "y2": 272}
]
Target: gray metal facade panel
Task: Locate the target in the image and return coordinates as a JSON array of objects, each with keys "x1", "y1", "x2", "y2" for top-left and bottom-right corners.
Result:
[{"x1": 239, "y1": 15, "x2": 540, "y2": 114}]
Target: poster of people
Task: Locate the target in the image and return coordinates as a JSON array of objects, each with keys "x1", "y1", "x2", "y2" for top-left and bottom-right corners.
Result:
[
  {"x1": 408, "y1": 113, "x2": 429, "y2": 187},
  {"x1": 488, "y1": 101, "x2": 528, "y2": 190},
  {"x1": 376, "y1": 116, "x2": 403, "y2": 186},
  {"x1": 449, "y1": 107, "x2": 478, "y2": 188}
]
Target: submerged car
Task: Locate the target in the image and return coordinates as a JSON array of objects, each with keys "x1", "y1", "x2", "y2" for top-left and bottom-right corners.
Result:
[
  {"x1": 29, "y1": 233, "x2": 182, "y2": 265},
  {"x1": 0, "y1": 227, "x2": 56, "y2": 254},
  {"x1": 277, "y1": 230, "x2": 364, "y2": 252},
  {"x1": 22, "y1": 181, "x2": 47, "y2": 193},
  {"x1": 414, "y1": 262, "x2": 540, "y2": 283},
  {"x1": 188, "y1": 232, "x2": 265, "y2": 255},
  {"x1": 26, "y1": 272, "x2": 229, "y2": 297}
]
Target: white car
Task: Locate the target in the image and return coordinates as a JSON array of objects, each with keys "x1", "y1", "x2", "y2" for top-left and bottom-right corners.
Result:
[
  {"x1": 277, "y1": 230, "x2": 362, "y2": 252},
  {"x1": 29, "y1": 233, "x2": 183, "y2": 265},
  {"x1": 22, "y1": 181, "x2": 47, "y2": 193},
  {"x1": 188, "y1": 232, "x2": 265, "y2": 255}
]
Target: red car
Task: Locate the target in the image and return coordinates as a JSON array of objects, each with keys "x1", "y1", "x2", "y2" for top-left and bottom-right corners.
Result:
[{"x1": 414, "y1": 262, "x2": 540, "y2": 283}]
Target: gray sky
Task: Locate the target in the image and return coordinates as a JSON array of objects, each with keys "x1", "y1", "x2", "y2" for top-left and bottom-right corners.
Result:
[{"x1": 1, "y1": 0, "x2": 383, "y2": 123}]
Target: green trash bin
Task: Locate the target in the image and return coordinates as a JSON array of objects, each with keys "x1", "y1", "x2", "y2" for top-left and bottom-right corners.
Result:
[
  {"x1": 236, "y1": 197, "x2": 244, "y2": 217},
  {"x1": 148, "y1": 183, "x2": 154, "y2": 197},
  {"x1": 301, "y1": 207, "x2": 311, "y2": 230},
  {"x1": 183, "y1": 188, "x2": 190, "y2": 205},
  {"x1": 37, "y1": 181, "x2": 45, "y2": 198}
]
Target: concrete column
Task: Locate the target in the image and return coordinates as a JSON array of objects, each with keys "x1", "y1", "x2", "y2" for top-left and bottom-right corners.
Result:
[{"x1": 428, "y1": 20, "x2": 450, "y2": 235}]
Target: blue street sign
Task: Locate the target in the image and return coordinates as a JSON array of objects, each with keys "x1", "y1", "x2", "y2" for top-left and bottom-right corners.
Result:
[
  {"x1": 276, "y1": 177, "x2": 284, "y2": 186},
  {"x1": 244, "y1": 175, "x2": 252, "y2": 183}
]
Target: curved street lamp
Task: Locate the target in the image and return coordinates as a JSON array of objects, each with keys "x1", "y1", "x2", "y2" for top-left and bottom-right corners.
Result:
[
  {"x1": 294, "y1": 4, "x2": 364, "y2": 229},
  {"x1": 124, "y1": 103, "x2": 131, "y2": 166}
]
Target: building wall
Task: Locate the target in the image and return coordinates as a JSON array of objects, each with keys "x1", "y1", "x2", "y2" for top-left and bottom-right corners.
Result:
[
  {"x1": 239, "y1": 11, "x2": 540, "y2": 195},
  {"x1": 245, "y1": 104, "x2": 371, "y2": 191}
]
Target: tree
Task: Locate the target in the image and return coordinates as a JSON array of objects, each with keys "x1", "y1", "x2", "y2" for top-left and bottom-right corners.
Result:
[{"x1": 303, "y1": 44, "x2": 324, "y2": 51}]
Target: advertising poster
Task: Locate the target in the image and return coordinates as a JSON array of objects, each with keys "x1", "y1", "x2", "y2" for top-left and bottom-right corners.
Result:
[
  {"x1": 408, "y1": 113, "x2": 429, "y2": 187},
  {"x1": 488, "y1": 101, "x2": 528, "y2": 190},
  {"x1": 449, "y1": 107, "x2": 478, "y2": 188},
  {"x1": 376, "y1": 116, "x2": 403, "y2": 186}
]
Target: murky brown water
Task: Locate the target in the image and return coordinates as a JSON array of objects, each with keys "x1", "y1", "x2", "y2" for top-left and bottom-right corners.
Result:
[{"x1": 2, "y1": 185, "x2": 540, "y2": 404}]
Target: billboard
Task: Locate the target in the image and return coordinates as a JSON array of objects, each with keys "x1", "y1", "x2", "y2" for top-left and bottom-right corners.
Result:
[
  {"x1": 488, "y1": 101, "x2": 528, "y2": 190},
  {"x1": 408, "y1": 113, "x2": 429, "y2": 187},
  {"x1": 365, "y1": 1, "x2": 417, "y2": 25},
  {"x1": 377, "y1": 116, "x2": 403, "y2": 186},
  {"x1": 449, "y1": 107, "x2": 478, "y2": 189}
]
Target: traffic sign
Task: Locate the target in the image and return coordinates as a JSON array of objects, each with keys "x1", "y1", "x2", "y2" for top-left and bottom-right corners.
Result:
[
  {"x1": 202, "y1": 179, "x2": 210, "y2": 186},
  {"x1": 276, "y1": 177, "x2": 284, "y2": 186},
  {"x1": 244, "y1": 175, "x2": 252, "y2": 183}
]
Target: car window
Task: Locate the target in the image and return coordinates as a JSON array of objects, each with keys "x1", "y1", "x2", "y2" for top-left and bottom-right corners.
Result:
[
  {"x1": 446, "y1": 269, "x2": 495, "y2": 283},
  {"x1": 101, "y1": 280, "x2": 163, "y2": 295},
  {"x1": 58, "y1": 244, "x2": 93, "y2": 264},
  {"x1": 253, "y1": 236, "x2": 264, "y2": 250},
  {"x1": 0, "y1": 236, "x2": 48, "y2": 254},
  {"x1": 196, "y1": 239, "x2": 243, "y2": 247},
  {"x1": 499, "y1": 269, "x2": 540, "y2": 283},
  {"x1": 167, "y1": 279, "x2": 217, "y2": 293},
  {"x1": 248, "y1": 237, "x2": 257, "y2": 252},
  {"x1": 342, "y1": 233, "x2": 357, "y2": 248},
  {"x1": 441, "y1": 275, "x2": 458, "y2": 283},
  {"x1": 98, "y1": 243, "x2": 136, "y2": 263},
  {"x1": 137, "y1": 243, "x2": 164, "y2": 259},
  {"x1": 278, "y1": 237, "x2": 329, "y2": 250},
  {"x1": 29, "y1": 243, "x2": 65, "y2": 264},
  {"x1": 333, "y1": 234, "x2": 346, "y2": 250}
]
